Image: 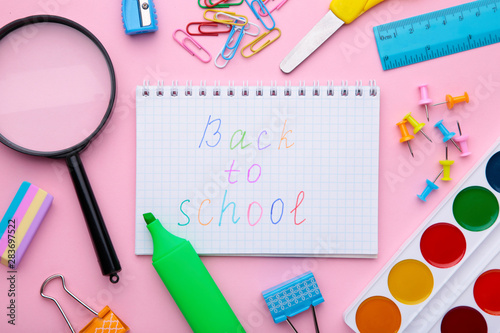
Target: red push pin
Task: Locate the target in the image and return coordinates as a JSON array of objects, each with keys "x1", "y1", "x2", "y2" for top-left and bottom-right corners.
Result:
[
  {"x1": 433, "y1": 92, "x2": 469, "y2": 110},
  {"x1": 455, "y1": 121, "x2": 471, "y2": 157},
  {"x1": 397, "y1": 120, "x2": 414, "y2": 157},
  {"x1": 418, "y1": 84, "x2": 432, "y2": 121}
]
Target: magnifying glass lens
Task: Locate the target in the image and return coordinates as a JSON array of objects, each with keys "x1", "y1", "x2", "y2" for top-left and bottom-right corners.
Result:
[{"x1": 0, "y1": 22, "x2": 112, "y2": 153}]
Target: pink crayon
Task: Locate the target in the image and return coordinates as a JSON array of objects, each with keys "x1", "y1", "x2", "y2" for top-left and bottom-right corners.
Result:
[{"x1": 0, "y1": 182, "x2": 53, "y2": 268}]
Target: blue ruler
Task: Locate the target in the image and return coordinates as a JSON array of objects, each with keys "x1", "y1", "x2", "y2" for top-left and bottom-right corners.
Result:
[{"x1": 374, "y1": 0, "x2": 500, "y2": 70}]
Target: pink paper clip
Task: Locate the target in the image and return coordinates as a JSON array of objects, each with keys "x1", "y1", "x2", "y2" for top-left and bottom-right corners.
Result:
[
  {"x1": 259, "y1": 0, "x2": 289, "y2": 16},
  {"x1": 172, "y1": 29, "x2": 212, "y2": 63},
  {"x1": 186, "y1": 22, "x2": 231, "y2": 36}
]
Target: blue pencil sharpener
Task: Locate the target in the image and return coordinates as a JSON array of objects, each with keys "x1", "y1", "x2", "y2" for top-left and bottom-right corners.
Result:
[{"x1": 122, "y1": 0, "x2": 158, "y2": 35}]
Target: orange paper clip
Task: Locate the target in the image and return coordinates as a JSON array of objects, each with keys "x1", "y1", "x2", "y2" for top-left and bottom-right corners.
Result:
[
  {"x1": 186, "y1": 21, "x2": 231, "y2": 36},
  {"x1": 204, "y1": 9, "x2": 248, "y2": 26},
  {"x1": 173, "y1": 29, "x2": 212, "y2": 63},
  {"x1": 40, "y1": 274, "x2": 129, "y2": 333},
  {"x1": 241, "y1": 28, "x2": 281, "y2": 58}
]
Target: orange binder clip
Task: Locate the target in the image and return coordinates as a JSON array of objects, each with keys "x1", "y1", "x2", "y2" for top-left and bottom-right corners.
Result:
[{"x1": 40, "y1": 274, "x2": 129, "y2": 333}]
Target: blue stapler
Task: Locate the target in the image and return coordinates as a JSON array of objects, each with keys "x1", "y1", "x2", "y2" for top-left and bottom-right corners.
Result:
[{"x1": 122, "y1": 0, "x2": 158, "y2": 35}]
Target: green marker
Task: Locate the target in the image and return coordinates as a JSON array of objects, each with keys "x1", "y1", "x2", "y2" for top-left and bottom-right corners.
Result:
[{"x1": 143, "y1": 213, "x2": 245, "y2": 333}]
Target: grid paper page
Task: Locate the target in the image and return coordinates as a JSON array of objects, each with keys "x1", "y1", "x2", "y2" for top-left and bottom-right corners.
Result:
[{"x1": 135, "y1": 84, "x2": 379, "y2": 256}]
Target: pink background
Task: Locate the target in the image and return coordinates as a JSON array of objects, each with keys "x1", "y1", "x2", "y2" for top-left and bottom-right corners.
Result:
[{"x1": 1, "y1": 0, "x2": 499, "y2": 332}]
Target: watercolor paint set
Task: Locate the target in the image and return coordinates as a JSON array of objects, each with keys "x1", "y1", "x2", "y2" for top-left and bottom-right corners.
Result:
[
  {"x1": 344, "y1": 138, "x2": 500, "y2": 332},
  {"x1": 427, "y1": 247, "x2": 500, "y2": 332}
]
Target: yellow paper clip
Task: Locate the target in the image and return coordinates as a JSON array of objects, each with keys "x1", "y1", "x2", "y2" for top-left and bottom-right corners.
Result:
[
  {"x1": 241, "y1": 28, "x2": 281, "y2": 58},
  {"x1": 40, "y1": 274, "x2": 129, "y2": 333},
  {"x1": 204, "y1": 9, "x2": 248, "y2": 26}
]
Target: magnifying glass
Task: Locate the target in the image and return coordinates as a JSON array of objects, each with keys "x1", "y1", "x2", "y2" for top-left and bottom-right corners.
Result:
[{"x1": 0, "y1": 16, "x2": 121, "y2": 283}]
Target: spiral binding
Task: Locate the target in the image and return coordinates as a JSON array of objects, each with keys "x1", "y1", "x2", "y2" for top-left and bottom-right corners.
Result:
[
  {"x1": 171, "y1": 80, "x2": 178, "y2": 97},
  {"x1": 213, "y1": 81, "x2": 221, "y2": 96},
  {"x1": 299, "y1": 81, "x2": 306, "y2": 96},
  {"x1": 185, "y1": 81, "x2": 192, "y2": 96},
  {"x1": 242, "y1": 81, "x2": 249, "y2": 96},
  {"x1": 142, "y1": 80, "x2": 150, "y2": 97},
  {"x1": 341, "y1": 80, "x2": 348, "y2": 96},
  {"x1": 228, "y1": 81, "x2": 235, "y2": 97},
  {"x1": 157, "y1": 80, "x2": 164, "y2": 96},
  {"x1": 141, "y1": 80, "x2": 378, "y2": 97},
  {"x1": 270, "y1": 81, "x2": 277, "y2": 96},
  {"x1": 199, "y1": 80, "x2": 206, "y2": 96},
  {"x1": 284, "y1": 81, "x2": 292, "y2": 97},
  {"x1": 313, "y1": 81, "x2": 320, "y2": 96}
]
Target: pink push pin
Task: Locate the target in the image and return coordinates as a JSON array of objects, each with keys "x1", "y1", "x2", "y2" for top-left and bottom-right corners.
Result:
[
  {"x1": 455, "y1": 121, "x2": 471, "y2": 157},
  {"x1": 418, "y1": 84, "x2": 432, "y2": 121}
]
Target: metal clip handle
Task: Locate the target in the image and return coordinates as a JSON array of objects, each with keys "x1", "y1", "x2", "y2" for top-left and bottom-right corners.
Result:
[{"x1": 40, "y1": 274, "x2": 98, "y2": 333}]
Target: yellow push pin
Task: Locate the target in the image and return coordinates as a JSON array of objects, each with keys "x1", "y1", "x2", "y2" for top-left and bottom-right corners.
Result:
[
  {"x1": 397, "y1": 120, "x2": 414, "y2": 157},
  {"x1": 403, "y1": 112, "x2": 432, "y2": 142},
  {"x1": 439, "y1": 143, "x2": 454, "y2": 181},
  {"x1": 433, "y1": 92, "x2": 469, "y2": 109}
]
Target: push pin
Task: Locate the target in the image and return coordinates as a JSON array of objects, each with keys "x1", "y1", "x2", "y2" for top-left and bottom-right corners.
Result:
[
  {"x1": 403, "y1": 112, "x2": 432, "y2": 142},
  {"x1": 263, "y1": 271, "x2": 324, "y2": 333},
  {"x1": 418, "y1": 170, "x2": 444, "y2": 202},
  {"x1": 41, "y1": 274, "x2": 129, "y2": 333},
  {"x1": 455, "y1": 121, "x2": 471, "y2": 157},
  {"x1": 418, "y1": 84, "x2": 432, "y2": 121},
  {"x1": 397, "y1": 120, "x2": 415, "y2": 157},
  {"x1": 434, "y1": 119, "x2": 462, "y2": 152},
  {"x1": 433, "y1": 92, "x2": 469, "y2": 109},
  {"x1": 439, "y1": 143, "x2": 454, "y2": 181}
]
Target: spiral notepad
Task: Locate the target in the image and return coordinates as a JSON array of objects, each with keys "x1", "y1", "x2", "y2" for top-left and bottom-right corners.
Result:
[{"x1": 135, "y1": 81, "x2": 380, "y2": 257}]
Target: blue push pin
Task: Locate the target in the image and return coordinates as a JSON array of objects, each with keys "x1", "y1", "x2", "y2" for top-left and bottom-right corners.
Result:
[
  {"x1": 434, "y1": 119, "x2": 462, "y2": 152},
  {"x1": 418, "y1": 170, "x2": 444, "y2": 202},
  {"x1": 263, "y1": 271, "x2": 324, "y2": 333}
]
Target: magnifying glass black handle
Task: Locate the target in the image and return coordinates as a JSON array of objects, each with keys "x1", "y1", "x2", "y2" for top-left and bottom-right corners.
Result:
[{"x1": 66, "y1": 154, "x2": 121, "y2": 283}]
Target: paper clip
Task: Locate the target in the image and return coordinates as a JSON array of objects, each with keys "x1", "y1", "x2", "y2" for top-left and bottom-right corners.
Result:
[
  {"x1": 198, "y1": 0, "x2": 243, "y2": 9},
  {"x1": 172, "y1": 29, "x2": 212, "y2": 63},
  {"x1": 241, "y1": 28, "x2": 281, "y2": 58},
  {"x1": 205, "y1": 0, "x2": 229, "y2": 7},
  {"x1": 186, "y1": 21, "x2": 231, "y2": 36},
  {"x1": 243, "y1": 21, "x2": 261, "y2": 36},
  {"x1": 215, "y1": 11, "x2": 249, "y2": 26},
  {"x1": 259, "y1": 0, "x2": 289, "y2": 16},
  {"x1": 204, "y1": 9, "x2": 248, "y2": 26},
  {"x1": 221, "y1": 25, "x2": 245, "y2": 60},
  {"x1": 215, "y1": 43, "x2": 230, "y2": 68},
  {"x1": 245, "y1": 0, "x2": 275, "y2": 30}
]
